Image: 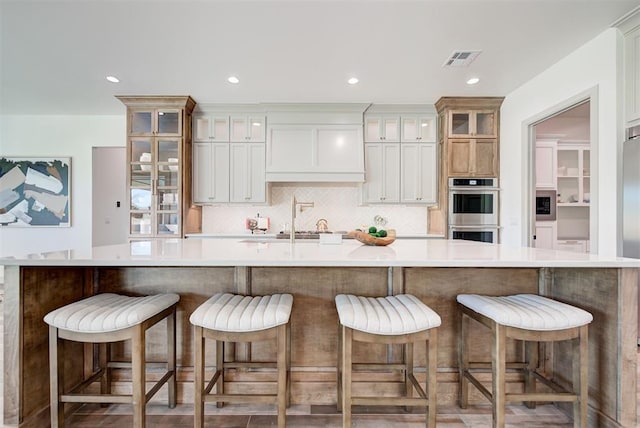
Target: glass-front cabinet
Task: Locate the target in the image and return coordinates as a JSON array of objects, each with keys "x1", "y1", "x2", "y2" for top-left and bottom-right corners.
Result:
[
  {"x1": 448, "y1": 110, "x2": 497, "y2": 138},
  {"x1": 119, "y1": 96, "x2": 197, "y2": 240}
]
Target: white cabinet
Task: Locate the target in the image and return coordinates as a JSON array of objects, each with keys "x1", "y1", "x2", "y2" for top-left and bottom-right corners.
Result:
[
  {"x1": 230, "y1": 143, "x2": 266, "y2": 203},
  {"x1": 230, "y1": 116, "x2": 266, "y2": 142},
  {"x1": 624, "y1": 24, "x2": 640, "y2": 125},
  {"x1": 556, "y1": 144, "x2": 589, "y2": 206},
  {"x1": 362, "y1": 143, "x2": 400, "y2": 203},
  {"x1": 401, "y1": 115, "x2": 436, "y2": 142},
  {"x1": 193, "y1": 115, "x2": 229, "y2": 142},
  {"x1": 401, "y1": 142, "x2": 437, "y2": 203},
  {"x1": 535, "y1": 140, "x2": 557, "y2": 189},
  {"x1": 534, "y1": 221, "x2": 556, "y2": 249},
  {"x1": 193, "y1": 142, "x2": 230, "y2": 203},
  {"x1": 265, "y1": 124, "x2": 364, "y2": 182},
  {"x1": 364, "y1": 115, "x2": 400, "y2": 142}
]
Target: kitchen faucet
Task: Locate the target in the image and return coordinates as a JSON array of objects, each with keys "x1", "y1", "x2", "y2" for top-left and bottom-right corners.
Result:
[{"x1": 291, "y1": 195, "x2": 314, "y2": 244}]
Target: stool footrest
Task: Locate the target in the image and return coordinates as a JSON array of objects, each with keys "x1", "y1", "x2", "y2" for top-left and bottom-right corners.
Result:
[
  {"x1": 353, "y1": 363, "x2": 409, "y2": 371},
  {"x1": 61, "y1": 394, "x2": 132, "y2": 404},
  {"x1": 204, "y1": 394, "x2": 277, "y2": 404},
  {"x1": 507, "y1": 392, "x2": 578, "y2": 403},
  {"x1": 352, "y1": 396, "x2": 429, "y2": 407}
]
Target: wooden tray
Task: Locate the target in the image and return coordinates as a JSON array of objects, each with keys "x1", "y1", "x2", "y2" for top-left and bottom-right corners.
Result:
[{"x1": 347, "y1": 229, "x2": 396, "y2": 246}]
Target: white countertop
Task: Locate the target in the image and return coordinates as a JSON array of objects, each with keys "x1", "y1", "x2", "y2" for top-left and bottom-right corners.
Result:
[
  {"x1": 2, "y1": 238, "x2": 639, "y2": 268},
  {"x1": 185, "y1": 233, "x2": 446, "y2": 239}
]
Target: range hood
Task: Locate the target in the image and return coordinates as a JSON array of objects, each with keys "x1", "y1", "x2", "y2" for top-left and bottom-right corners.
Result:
[{"x1": 264, "y1": 103, "x2": 369, "y2": 183}]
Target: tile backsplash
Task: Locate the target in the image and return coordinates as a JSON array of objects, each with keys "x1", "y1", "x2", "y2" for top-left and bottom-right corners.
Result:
[{"x1": 201, "y1": 184, "x2": 429, "y2": 234}]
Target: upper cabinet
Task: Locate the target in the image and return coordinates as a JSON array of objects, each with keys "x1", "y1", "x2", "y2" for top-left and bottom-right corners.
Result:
[
  {"x1": 535, "y1": 140, "x2": 557, "y2": 189},
  {"x1": 117, "y1": 95, "x2": 199, "y2": 239},
  {"x1": 401, "y1": 115, "x2": 436, "y2": 142},
  {"x1": 435, "y1": 97, "x2": 504, "y2": 178},
  {"x1": 193, "y1": 114, "x2": 230, "y2": 142},
  {"x1": 230, "y1": 116, "x2": 266, "y2": 142},
  {"x1": 364, "y1": 115, "x2": 400, "y2": 142},
  {"x1": 448, "y1": 110, "x2": 497, "y2": 138},
  {"x1": 623, "y1": 20, "x2": 640, "y2": 125}
]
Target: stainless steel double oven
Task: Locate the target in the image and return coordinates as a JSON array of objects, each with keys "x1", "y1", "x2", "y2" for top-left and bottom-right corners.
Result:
[{"x1": 448, "y1": 177, "x2": 499, "y2": 243}]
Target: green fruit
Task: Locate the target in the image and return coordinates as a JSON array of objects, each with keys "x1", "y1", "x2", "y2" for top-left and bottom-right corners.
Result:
[
  {"x1": 378, "y1": 230, "x2": 387, "y2": 237},
  {"x1": 368, "y1": 226, "x2": 377, "y2": 234}
]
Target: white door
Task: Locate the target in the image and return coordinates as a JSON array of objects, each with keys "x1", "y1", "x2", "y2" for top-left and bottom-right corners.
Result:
[{"x1": 92, "y1": 147, "x2": 128, "y2": 246}]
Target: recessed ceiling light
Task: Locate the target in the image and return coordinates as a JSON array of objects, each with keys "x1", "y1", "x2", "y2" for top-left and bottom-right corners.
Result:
[
  {"x1": 106, "y1": 76, "x2": 120, "y2": 83},
  {"x1": 347, "y1": 77, "x2": 359, "y2": 85},
  {"x1": 466, "y1": 77, "x2": 480, "y2": 85},
  {"x1": 228, "y1": 76, "x2": 240, "y2": 84}
]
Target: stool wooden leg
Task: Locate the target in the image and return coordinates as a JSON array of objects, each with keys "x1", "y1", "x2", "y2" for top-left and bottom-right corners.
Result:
[
  {"x1": 427, "y1": 329, "x2": 438, "y2": 428},
  {"x1": 458, "y1": 311, "x2": 469, "y2": 409},
  {"x1": 404, "y1": 342, "x2": 414, "y2": 413},
  {"x1": 492, "y1": 323, "x2": 506, "y2": 428},
  {"x1": 524, "y1": 340, "x2": 538, "y2": 409},
  {"x1": 342, "y1": 326, "x2": 353, "y2": 428},
  {"x1": 574, "y1": 325, "x2": 589, "y2": 428},
  {"x1": 277, "y1": 324, "x2": 287, "y2": 428},
  {"x1": 168, "y1": 309, "x2": 177, "y2": 408},
  {"x1": 286, "y1": 322, "x2": 291, "y2": 407},
  {"x1": 216, "y1": 340, "x2": 224, "y2": 408},
  {"x1": 100, "y1": 343, "x2": 111, "y2": 407},
  {"x1": 194, "y1": 326, "x2": 204, "y2": 428},
  {"x1": 131, "y1": 324, "x2": 146, "y2": 428},
  {"x1": 49, "y1": 326, "x2": 64, "y2": 428},
  {"x1": 336, "y1": 322, "x2": 343, "y2": 412}
]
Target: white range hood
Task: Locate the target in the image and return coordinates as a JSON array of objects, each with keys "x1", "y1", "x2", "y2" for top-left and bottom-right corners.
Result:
[{"x1": 264, "y1": 103, "x2": 369, "y2": 182}]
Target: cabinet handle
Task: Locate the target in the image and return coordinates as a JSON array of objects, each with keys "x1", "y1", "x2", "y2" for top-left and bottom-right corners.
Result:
[{"x1": 245, "y1": 197, "x2": 251, "y2": 200}]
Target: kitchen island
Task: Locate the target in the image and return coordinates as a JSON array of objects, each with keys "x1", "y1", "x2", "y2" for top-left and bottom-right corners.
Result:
[{"x1": 2, "y1": 238, "x2": 639, "y2": 427}]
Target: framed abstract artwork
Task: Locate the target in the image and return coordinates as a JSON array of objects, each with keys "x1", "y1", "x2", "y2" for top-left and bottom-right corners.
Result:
[{"x1": 0, "y1": 157, "x2": 71, "y2": 227}]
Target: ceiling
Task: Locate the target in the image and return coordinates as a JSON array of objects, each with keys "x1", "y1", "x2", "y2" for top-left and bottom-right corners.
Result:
[{"x1": 1, "y1": 0, "x2": 639, "y2": 115}]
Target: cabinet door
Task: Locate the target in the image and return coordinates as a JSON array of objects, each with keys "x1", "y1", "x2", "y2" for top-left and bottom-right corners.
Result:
[
  {"x1": 534, "y1": 222, "x2": 556, "y2": 249},
  {"x1": 230, "y1": 116, "x2": 266, "y2": 142},
  {"x1": 401, "y1": 143, "x2": 437, "y2": 203},
  {"x1": 473, "y1": 139, "x2": 497, "y2": 176},
  {"x1": 230, "y1": 143, "x2": 266, "y2": 203},
  {"x1": 535, "y1": 141, "x2": 557, "y2": 188},
  {"x1": 448, "y1": 139, "x2": 472, "y2": 176},
  {"x1": 401, "y1": 115, "x2": 436, "y2": 142},
  {"x1": 193, "y1": 115, "x2": 229, "y2": 142},
  {"x1": 193, "y1": 142, "x2": 230, "y2": 204},
  {"x1": 364, "y1": 115, "x2": 399, "y2": 142},
  {"x1": 449, "y1": 110, "x2": 497, "y2": 138},
  {"x1": 363, "y1": 143, "x2": 399, "y2": 203},
  {"x1": 625, "y1": 26, "x2": 640, "y2": 124}
]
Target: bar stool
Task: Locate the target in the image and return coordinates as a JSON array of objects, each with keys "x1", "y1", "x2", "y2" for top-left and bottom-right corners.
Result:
[
  {"x1": 457, "y1": 293, "x2": 593, "y2": 428},
  {"x1": 44, "y1": 292, "x2": 180, "y2": 428},
  {"x1": 190, "y1": 292, "x2": 293, "y2": 428},
  {"x1": 335, "y1": 294, "x2": 441, "y2": 428}
]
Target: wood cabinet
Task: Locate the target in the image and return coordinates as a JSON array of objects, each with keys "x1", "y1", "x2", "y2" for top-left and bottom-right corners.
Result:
[
  {"x1": 364, "y1": 115, "x2": 400, "y2": 142},
  {"x1": 447, "y1": 138, "x2": 497, "y2": 177},
  {"x1": 117, "y1": 95, "x2": 199, "y2": 239},
  {"x1": 362, "y1": 143, "x2": 400, "y2": 203},
  {"x1": 230, "y1": 143, "x2": 266, "y2": 203},
  {"x1": 429, "y1": 97, "x2": 504, "y2": 235},
  {"x1": 193, "y1": 142, "x2": 230, "y2": 203}
]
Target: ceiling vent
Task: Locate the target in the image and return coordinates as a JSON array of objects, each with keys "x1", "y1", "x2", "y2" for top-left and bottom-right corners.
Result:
[{"x1": 443, "y1": 50, "x2": 482, "y2": 67}]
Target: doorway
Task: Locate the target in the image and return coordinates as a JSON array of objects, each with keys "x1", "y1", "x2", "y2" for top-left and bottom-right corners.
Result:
[
  {"x1": 92, "y1": 147, "x2": 128, "y2": 246},
  {"x1": 526, "y1": 91, "x2": 597, "y2": 254}
]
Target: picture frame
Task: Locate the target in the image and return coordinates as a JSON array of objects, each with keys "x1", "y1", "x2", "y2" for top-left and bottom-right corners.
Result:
[{"x1": 0, "y1": 156, "x2": 71, "y2": 227}]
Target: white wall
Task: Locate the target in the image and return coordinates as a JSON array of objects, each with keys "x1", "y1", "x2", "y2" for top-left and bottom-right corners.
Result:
[
  {"x1": 0, "y1": 115, "x2": 124, "y2": 257},
  {"x1": 500, "y1": 28, "x2": 623, "y2": 256}
]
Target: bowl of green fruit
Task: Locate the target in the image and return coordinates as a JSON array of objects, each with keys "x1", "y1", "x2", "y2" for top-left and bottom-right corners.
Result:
[{"x1": 348, "y1": 227, "x2": 396, "y2": 246}]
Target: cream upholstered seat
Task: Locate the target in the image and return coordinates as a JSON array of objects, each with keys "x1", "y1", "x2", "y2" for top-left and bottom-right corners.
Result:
[
  {"x1": 45, "y1": 292, "x2": 180, "y2": 428},
  {"x1": 189, "y1": 292, "x2": 293, "y2": 332},
  {"x1": 191, "y1": 293, "x2": 293, "y2": 428},
  {"x1": 457, "y1": 293, "x2": 592, "y2": 428},
  {"x1": 335, "y1": 294, "x2": 440, "y2": 428}
]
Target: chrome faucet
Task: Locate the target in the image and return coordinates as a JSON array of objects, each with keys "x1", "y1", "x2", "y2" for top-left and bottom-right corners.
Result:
[{"x1": 291, "y1": 195, "x2": 314, "y2": 244}]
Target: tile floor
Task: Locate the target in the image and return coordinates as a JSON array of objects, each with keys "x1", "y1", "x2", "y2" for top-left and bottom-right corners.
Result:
[{"x1": 0, "y1": 293, "x2": 636, "y2": 427}]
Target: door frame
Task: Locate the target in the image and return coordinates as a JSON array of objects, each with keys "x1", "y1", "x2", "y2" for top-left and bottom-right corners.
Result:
[{"x1": 522, "y1": 86, "x2": 599, "y2": 252}]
